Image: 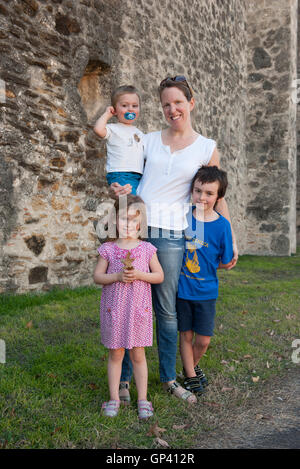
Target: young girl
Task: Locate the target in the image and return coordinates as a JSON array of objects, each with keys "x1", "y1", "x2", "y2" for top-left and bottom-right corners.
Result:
[
  {"x1": 93, "y1": 85, "x2": 144, "y2": 195},
  {"x1": 94, "y1": 195, "x2": 164, "y2": 418}
]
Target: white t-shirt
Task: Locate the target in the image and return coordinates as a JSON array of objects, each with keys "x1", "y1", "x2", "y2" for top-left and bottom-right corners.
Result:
[
  {"x1": 104, "y1": 123, "x2": 145, "y2": 174},
  {"x1": 137, "y1": 131, "x2": 216, "y2": 231}
]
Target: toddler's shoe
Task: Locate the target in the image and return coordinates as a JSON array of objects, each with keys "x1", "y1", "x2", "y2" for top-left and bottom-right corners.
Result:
[
  {"x1": 138, "y1": 400, "x2": 154, "y2": 419},
  {"x1": 102, "y1": 400, "x2": 121, "y2": 417}
]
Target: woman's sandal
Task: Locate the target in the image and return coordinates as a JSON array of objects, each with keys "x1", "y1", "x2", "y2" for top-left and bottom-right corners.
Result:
[
  {"x1": 119, "y1": 382, "x2": 131, "y2": 405},
  {"x1": 164, "y1": 381, "x2": 197, "y2": 404},
  {"x1": 138, "y1": 400, "x2": 154, "y2": 419},
  {"x1": 102, "y1": 400, "x2": 121, "y2": 417}
]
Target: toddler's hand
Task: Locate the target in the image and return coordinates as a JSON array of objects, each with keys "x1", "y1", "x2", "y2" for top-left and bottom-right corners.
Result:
[{"x1": 105, "y1": 106, "x2": 115, "y2": 118}]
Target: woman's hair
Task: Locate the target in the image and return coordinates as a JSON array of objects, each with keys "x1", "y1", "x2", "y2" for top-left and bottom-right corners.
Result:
[
  {"x1": 191, "y1": 165, "x2": 228, "y2": 200},
  {"x1": 158, "y1": 76, "x2": 193, "y2": 102},
  {"x1": 110, "y1": 85, "x2": 141, "y2": 108},
  {"x1": 107, "y1": 194, "x2": 148, "y2": 241}
]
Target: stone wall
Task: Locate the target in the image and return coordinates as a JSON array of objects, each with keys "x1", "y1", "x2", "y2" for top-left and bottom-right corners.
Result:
[
  {"x1": 297, "y1": 2, "x2": 300, "y2": 245},
  {"x1": 245, "y1": 0, "x2": 297, "y2": 255},
  {"x1": 0, "y1": 0, "x2": 298, "y2": 294}
]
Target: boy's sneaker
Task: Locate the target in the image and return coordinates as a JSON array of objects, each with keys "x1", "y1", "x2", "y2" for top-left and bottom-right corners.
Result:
[
  {"x1": 182, "y1": 366, "x2": 209, "y2": 388},
  {"x1": 194, "y1": 365, "x2": 209, "y2": 388},
  {"x1": 183, "y1": 376, "x2": 205, "y2": 395}
]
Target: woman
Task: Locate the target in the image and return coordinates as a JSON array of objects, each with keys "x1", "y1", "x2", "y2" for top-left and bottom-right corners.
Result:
[{"x1": 110, "y1": 76, "x2": 238, "y2": 404}]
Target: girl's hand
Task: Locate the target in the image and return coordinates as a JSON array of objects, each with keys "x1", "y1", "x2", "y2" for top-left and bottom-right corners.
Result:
[{"x1": 119, "y1": 269, "x2": 141, "y2": 283}]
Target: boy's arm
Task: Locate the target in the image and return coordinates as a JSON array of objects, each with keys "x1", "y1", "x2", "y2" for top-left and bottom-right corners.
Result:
[
  {"x1": 208, "y1": 147, "x2": 238, "y2": 269},
  {"x1": 93, "y1": 106, "x2": 115, "y2": 138},
  {"x1": 215, "y1": 196, "x2": 238, "y2": 265}
]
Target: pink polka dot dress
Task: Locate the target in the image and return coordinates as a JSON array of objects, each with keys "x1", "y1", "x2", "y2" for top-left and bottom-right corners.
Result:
[{"x1": 97, "y1": 241, "x2": 157, "y2": 350}]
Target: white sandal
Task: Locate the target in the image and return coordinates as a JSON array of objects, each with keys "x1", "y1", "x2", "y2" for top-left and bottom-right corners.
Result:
[
  {"x1": 138, "y1": 400, "x2": 154, "y2": 419},
  {"x1": 102, "y1": 400, "x2": 121, "y2": 417}
]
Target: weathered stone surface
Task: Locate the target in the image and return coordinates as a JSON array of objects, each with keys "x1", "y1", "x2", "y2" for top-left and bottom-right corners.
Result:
[
  {"x1": 0, "y1": 0, "x2": 298, "y2": 293},
  {"x1": 245, "y1": 0, "x2": 297, "y2": 256},
  {"x1": 28, "y1": 266, "x2": 48, "y2": 284},
  {"x1": 24, "y1": 235, "x2": 46, "y2": 256}
]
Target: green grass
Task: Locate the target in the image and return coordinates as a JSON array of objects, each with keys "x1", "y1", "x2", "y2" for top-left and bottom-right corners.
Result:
[{"x1": 0, "y1": 251, "x2": 299, "y2": 449}]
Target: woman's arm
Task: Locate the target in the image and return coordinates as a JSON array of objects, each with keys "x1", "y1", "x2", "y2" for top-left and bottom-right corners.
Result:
[
  {"x1": 208, "y1": 148, "x2": 238, "y2": 269},
  {"x1": 122, "y1": 253, "x2": 164, "y2": 284}
]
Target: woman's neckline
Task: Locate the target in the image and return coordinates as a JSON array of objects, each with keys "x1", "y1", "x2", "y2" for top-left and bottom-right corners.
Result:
[{"x1": 160, "y1": 130, "x2": 200, "y2": 154}]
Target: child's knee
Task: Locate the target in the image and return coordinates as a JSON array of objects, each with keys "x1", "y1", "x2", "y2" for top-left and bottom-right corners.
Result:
[
  {"x1": 129, "y1": 347, "x2": 145, "y2": 364},
  {"x1": 109, "y1": 348, "x2": 125, "y2": 362},
  {"x1": 180, "y1": 330, "x2": 193, "y2": 343},
  {"x1": 195, "y1": 335, "x2": 211, "y2": 349}
]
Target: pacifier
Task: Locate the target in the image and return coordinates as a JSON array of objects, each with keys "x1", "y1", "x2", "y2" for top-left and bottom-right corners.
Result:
[{"x1": 124, "y1": 112, "x2": 136, "y2": 120}]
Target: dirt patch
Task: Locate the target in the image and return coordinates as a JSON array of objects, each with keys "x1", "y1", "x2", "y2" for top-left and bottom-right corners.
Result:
[{"x1": 195, "y1": 367, "x2": 300, "y2": 449}]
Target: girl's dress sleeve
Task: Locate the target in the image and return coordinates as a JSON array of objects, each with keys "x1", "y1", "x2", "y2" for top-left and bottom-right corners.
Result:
[
  {"x1": 146, "y1": 242, "x2": 157, "y2": 262},
  {"x1": 97, "y1": 243, "x2": 110, "y2": 261}
]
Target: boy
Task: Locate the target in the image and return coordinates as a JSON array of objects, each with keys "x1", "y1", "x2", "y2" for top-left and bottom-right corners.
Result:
[
  {"x1": 177, "y1": 165, "x2": 234, "y2": 395},
  {"x1": 93, "y1": 85, "x2": 144, "y2": 195}
]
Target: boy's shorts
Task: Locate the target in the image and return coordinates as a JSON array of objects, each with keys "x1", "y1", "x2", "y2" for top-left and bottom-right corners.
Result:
[
  {"x1": 176, "y1": 297, "x2": 216, "y2": 336},
  {"x1": 106, "y1": 172, "x2": 142, "y2": 195}
]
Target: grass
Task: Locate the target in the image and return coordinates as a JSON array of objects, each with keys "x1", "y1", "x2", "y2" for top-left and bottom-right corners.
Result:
[{"x1": 0, "y1": 250, "x2": 299, "y2": 449}]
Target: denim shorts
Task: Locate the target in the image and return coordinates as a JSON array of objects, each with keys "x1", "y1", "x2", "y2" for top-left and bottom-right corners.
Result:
[
  {"x1": 176, "y1": 297, "x2": 217, "y2": 336},
  {"x1": 106, "y1": 172, "x2": 142, "y2": 195}
]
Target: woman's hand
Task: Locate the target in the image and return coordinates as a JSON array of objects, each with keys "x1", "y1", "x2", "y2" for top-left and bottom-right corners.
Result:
[
  {"x1": 222, "y1": 241, "x2": 238, "y2": 270},
  {"x1": 109, "y1": 182, "x2": 132, "y2": 199}
]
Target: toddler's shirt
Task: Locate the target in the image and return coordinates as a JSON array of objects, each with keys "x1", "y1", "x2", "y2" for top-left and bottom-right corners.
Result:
[{"x1": 104, "y1": 123, "x2": 145, "y2": 174}]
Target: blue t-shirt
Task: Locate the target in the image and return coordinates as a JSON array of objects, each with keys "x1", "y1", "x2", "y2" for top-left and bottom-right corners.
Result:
[{"x1": 177, "y1": 207, "x2": 233, "y2": 301}]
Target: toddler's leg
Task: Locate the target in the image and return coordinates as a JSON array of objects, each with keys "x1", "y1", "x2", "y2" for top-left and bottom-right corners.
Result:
[
  {"x1": 129, "y1": 347, "x2": 148, "y2": 401},
  {"x1": 108, "y1": 348, "x2": 125, "y2": 401},
  {"x1": 180, "y1": 331, "x2": 197, "y2": 377},
  {"x1": 193, "y1": 335, "x2": 211, "y2": 367}
]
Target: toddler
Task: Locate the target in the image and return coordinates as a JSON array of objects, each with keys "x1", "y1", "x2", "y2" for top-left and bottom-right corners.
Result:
[{"x1": 94, "y1": 85, "x2": 144, "y2": 195}]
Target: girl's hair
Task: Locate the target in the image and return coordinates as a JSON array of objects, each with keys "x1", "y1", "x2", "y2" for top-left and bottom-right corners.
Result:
[
  {"x1": 107, "y1": 194, "x2": 148, "y2": 241},
  {"x1": 191, "y1": 165, "x2": 228, "y2": 200},
  {"x1": 111, "y1": 85, "x2": 141, "y2": 108},
  {"x1": 158, "y1": 76, "x2": 193, "y2": 102}
]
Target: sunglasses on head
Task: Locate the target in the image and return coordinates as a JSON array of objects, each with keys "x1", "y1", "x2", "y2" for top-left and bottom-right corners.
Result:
[{"x1": 159, "y1": 75, "x2": 193, "y2": 96}]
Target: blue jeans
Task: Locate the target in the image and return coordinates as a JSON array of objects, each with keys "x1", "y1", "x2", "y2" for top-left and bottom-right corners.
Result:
[{"x1": 120, "y1": 227, "x2": 185, "y2": 383}]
